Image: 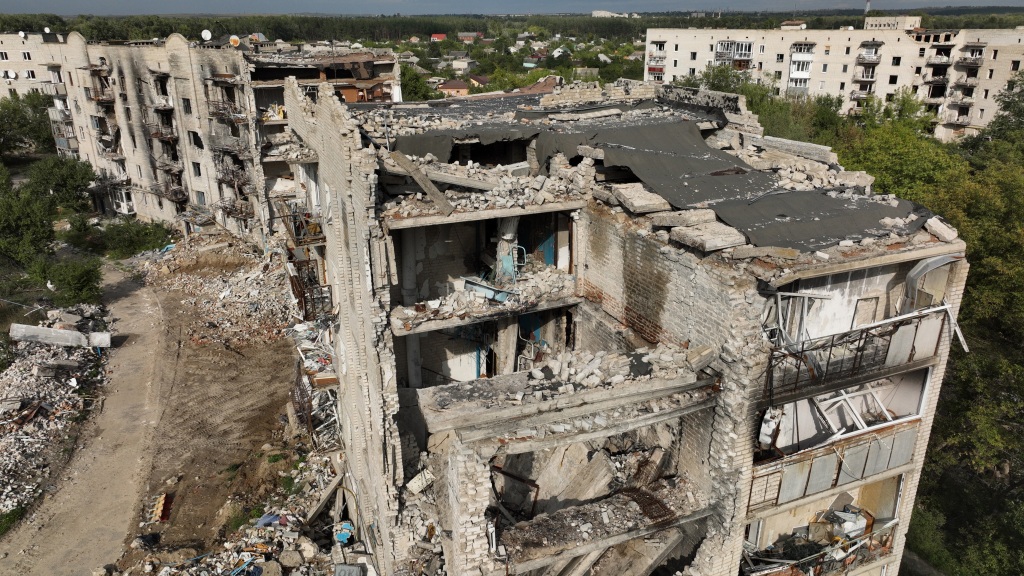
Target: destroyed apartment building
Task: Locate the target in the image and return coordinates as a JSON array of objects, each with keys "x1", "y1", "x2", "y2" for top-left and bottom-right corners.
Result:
[
  {"x1": 270, "y1": 78, "x2": 968, "y2": 576},
  {"x1": 27, "y1": 31, "x2": 400, "y2": 239}
]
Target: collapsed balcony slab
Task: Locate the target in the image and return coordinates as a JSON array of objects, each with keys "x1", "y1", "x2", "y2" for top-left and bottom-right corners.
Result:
[
  {"x1": 384, "y1": 200, "x2": 587, "y2": 230},
  {"x1": 417, "y1": 369, "x2": 717, "y2": 440},
  {"x1": 499, "y1": 480, "x2": 712, "y2": 574},
  {"x1": 390, "y1": 267, "x2": 578, "y2": 335}
]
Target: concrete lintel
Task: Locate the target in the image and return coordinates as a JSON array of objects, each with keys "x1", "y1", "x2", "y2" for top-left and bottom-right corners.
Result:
[
  {"x1": 9, "y1": 324, "x2": 110, "y2": 348},
  {"x1": 391, "y1": 297, "x2": 582, "y2": 336},
  {"x1": 384, "y1": 200, "x2": 587, "y2": 231},
  {"x1": 505, "y1": 509, "x2": 714, "y2": 574},
  {"x1": 492, "y1": 398, "x2": 717, "y2": 454},
  {"x1": 422, "y1": 375, "x2": 713, "y2": 435},
  {"x1": 769, "y1": 240, "x2": 967, "y2": 287}
]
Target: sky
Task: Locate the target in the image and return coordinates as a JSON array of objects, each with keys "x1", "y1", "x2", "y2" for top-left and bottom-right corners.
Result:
[{"x1": 3, "y1": 0, "x2": 1023, "y2": 16}]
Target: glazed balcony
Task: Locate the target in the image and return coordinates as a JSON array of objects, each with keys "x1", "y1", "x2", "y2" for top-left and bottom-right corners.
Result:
[{"x1": 762, "y1": 305, "x2": 948, "y2": 408}]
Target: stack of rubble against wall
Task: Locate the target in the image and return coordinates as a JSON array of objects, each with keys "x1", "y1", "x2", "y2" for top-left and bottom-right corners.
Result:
[
  {"x1": 119, "y1": 455, "x2": 362, "y2": 576},
  {"x1": 0, "y1": 306, "x2": 109, "y2": 516},
  {"x1": 276, "y1": 78, "x2": 968, "y2": 576},
  {"x1": 129, "y1": 233, "x2": 294, "y2": 346}
]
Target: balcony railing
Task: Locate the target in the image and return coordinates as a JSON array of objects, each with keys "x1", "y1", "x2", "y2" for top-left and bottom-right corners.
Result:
[
  {"x1": 207, "y1": 73, "x2": 244, "y2": 85},
  {"x1": 949, "y1": 94, "x2": 975, "y2": 105},
  {"x1": 146, "y1": 123, "x2": 178, "y2": 141},
  {"x1": 763, "y1": 306, "x2": 948, "y2": 406},
  {"x1": 100, "y1": 149, "x2": 125, "y2": 161},
  {"x1": 924, "y1": 74, "x2": 949, "y2": 84},
  {"x1": 212, "y1": 198, "x2": 255, "y2": 219},
  {"x1": 945, "y1": 115, "x2": 972, "y2": 126},
  {"x1": 855, "y1": 54, "x2": 880, "y2": 65},
  {"x1": 209, "y1": 99, "x2": 248, "y2": 122},
  {"x1": 742, "y1": 521, "x2": 898, "y2": 576},
  {"x1": 289, "y1": 258, "x2": 333, "y2": 321},
  {"x1": 216, "y1": 164, "x2": 250, "y2": 186},
  {"x1": 954, "y1": 75, "x2": 980, "y2": 87},
  {"x1": 211, "y1": 136, "x2": 252, "y2": 159},
  {"x1": 956, "y1": 56, "x2": 984, "y2": 67},
  {"x1": 54, "y1": 136, "x2": 79, "y2": 150},
  {"x1": 48, "y1": 107, "x2": 72, "y2": 122},
  {"x1": 151, "y1": 98, "x2": 173, "y2": 111},
  {"x1": 850, "y1": 90, "x2": 873, "y2": 100},
  {"x1": 282, "y1": 210, "x2": 326, "y2": 247},
  {"x1": 926, "y1": 55, "x2": 952, "y2": 65},
  {"x1": 155, "y1": 156, "x2": 183, "y2": 173},
  {"x1": 853, "y1": 74, "x2": 876, "y2": 82},
  {"x1": 40, "y1": 82, "x2": 67, "y2": 97},
  {"x1": 149, "y1": 183, "x2": 188, "y2": 203},
  {"x1": 89, "y1": 88, "x2": 115, "y2": 104}
]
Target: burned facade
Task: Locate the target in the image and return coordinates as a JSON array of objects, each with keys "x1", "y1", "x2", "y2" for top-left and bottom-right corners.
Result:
[
  {"x1": 40, "y1": 32, "x2": 399, "y2": 239},
  {"x1": 275, "y1": 78, "x2": 967, "y2": 576}
]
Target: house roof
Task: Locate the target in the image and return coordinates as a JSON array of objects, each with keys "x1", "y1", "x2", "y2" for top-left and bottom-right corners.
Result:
[{"x1": 439, "y1": 79, "x2": 469, "y2": 89}]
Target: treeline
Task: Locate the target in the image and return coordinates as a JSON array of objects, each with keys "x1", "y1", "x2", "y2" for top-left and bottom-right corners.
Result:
[{"x1": 2, "y1": 10, "x2": 1024, "y2": 44}]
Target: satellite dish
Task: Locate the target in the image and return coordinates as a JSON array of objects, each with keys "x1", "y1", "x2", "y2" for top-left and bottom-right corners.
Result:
[
  {"x1": 229, "y1": 35, "x2": 241, "y2": 47},
  {"x1": 18, "y1": 31, "x2": 25, "y2": 38},
  {"x1": 8, "y1": 71, "x2": 17, "y2": 79},
  {"x1": 201, "y1": 29, "x2": 212, "y2": 41},
  {"x1": 43, "y1": 27, "x2": 51, "y2": 33}
]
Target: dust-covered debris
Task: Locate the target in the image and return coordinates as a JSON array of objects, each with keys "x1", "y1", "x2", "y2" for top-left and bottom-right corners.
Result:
[
  {"x1": 0, "y1": 306, "x2": 109, "y2": 515},
  {"x1": 129, "y1": 233, "x2": 294, "y2": 346}
]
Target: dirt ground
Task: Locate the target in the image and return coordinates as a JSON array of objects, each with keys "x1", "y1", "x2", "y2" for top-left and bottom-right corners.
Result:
[
  {"x1": 0, "y1": 249, "x2": 297, "y2": 575},
  {"x1": 0, "y1": 267, "x2": 162, "y2": 575}
]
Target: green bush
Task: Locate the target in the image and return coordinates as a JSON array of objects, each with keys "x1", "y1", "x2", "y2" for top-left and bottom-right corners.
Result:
[
  {"x1": 30, "y1": 256, "x2": 102, "y2": 307},
  {"x1": 0, "y1": 507, "x2": 24, "y2": 538},
  {"x1": 102, "y1": 219, "x2": 172, "y2": 259}
]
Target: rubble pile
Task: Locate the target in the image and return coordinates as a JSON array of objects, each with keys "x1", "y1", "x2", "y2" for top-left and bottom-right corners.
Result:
[
  {"x1": 0, "y1": 308, "x2": 108, "y2": 515},
  {"x1": 392, "y1": 265, "x2": 575, "y2": 331},
  {"x1": 381, "y1": 152, "x2": 587, "y2": 218},
  {"x1": 427, "y1": 341, "x2": 718, "y2": 419},
  {"x1": 501, "y1": 476, "x2": 708, "y2": 565},
  {"x1": 728, "y1": 145, "x2": 875, "y2": 193},
  {"x1": 131, "y1": 234, "x2": 294, "y2": 346},
  {"x1": 125, "y1": 455, "x2": 350, "y2": 576}
]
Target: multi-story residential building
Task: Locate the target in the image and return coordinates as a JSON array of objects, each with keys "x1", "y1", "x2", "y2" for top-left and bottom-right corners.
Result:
[
  {"x1": 272, "y1": 78, "x2": 967, "y2": 576},
  {"x1": 645, "y1": 16, "x2": 1024, "y2": 140},
  {"x1": 0, "y1": 30, "x2": 66, "y2": 98},
  {"x1": 0, "y1": 30, "x2": 401, "y2": 241}
]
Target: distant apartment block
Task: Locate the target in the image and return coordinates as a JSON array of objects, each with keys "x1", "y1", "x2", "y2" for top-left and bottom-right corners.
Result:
[
  {"x1": 1, "y1": 30, "x2": 400, "y2": 241},
  {"x1": 645, "y1": 16, "x2": 1024, "y2": 140}
]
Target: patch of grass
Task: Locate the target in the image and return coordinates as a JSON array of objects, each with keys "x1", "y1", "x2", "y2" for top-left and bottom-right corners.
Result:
[
  {"x1": 280, "y1": 476, "x2": 295, "y2": 494},
  {"x1": 267, "y1": 454, "x2": 286, "y2": 464},
  {"x1": 225, "y1": 504, "x2": 267, "y2": 533},
  {"x1": 0, "y1": 507, "x2": 25, "y2": 538}
]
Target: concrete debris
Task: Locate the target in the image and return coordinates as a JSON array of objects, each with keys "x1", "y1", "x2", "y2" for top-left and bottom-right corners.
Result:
[
  {"x1": 392, "y1": 264, "x2": 575, "y2": 333},
  {"x1": 9, "y1": 324, "x2": 110, "y2": 349},
  {"x1": 381, "y1": 152, "x2": 586, "y2": 219},
  {"x1": 0, "y1": 307, "x2": 109, "y2": 515},
  {"x1": 924, "y1": 216, "x2": 959, "y2": 242},
  {"x1": 129, "y1": 233, "x2": 294, "y2": 346},
  {"x1": 670, "y1": 222, "x2": 746, "y2": 252},
  {"x1": 650, "y1": 209, "x2": 717, "y2": 228},
  {"x1": 609, "y1": 182, "x2": 672, "y2": 215},
  {"x1": 124, "y1": 455, "x2": 350, "y2": 575}
]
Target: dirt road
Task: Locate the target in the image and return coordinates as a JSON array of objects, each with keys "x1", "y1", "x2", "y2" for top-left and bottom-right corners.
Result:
[{"x1": 0, "y1": 267, "x2": 164, "y2": 576}]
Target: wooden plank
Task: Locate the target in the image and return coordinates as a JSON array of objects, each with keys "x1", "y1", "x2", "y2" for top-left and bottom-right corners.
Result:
[{"x1": 387, "y1": 151, "x2": 455, "y2": 215}]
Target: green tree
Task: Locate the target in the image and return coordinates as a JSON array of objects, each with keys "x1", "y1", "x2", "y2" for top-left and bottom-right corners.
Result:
[
  {"x1": 400, "y1": 64, "x2": 440, "y2": 101},
  {"x1": 985, "y1": 70, "x2": 1024, "y2": 139},
  {"x1": 0, "y1": 182, "x2": 54, "y2": 265},
  {"x1": 22, "y1": 156, "x2": 96, "y2": 213},
  {"x1": 0, "y1": 94, "x2": 32, "y2": 157}
]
